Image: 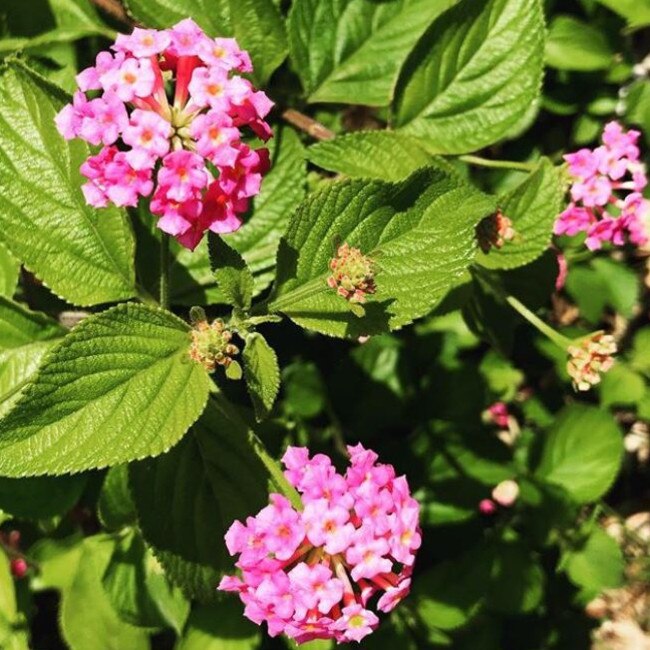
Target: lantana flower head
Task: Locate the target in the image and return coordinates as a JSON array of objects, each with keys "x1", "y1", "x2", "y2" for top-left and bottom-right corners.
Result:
[
  {"x1": 219, "y1": 444, "x2": 421, "y2": 644},
  {"x1": 55, "y1": 20, "x2": 272, "y2": 250},
  {"x1": 554, "y1": 122, "x2": 649, "y2": 250},
  {"x1": 327, "y1": 243, "x2": 377, "y2": 304},
  {"x1": 567, "y1": 332, "x2": 617, "y2": 391}
]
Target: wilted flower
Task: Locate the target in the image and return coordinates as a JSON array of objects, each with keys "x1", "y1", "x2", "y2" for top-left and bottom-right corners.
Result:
[
  {"x1": 477, "y1": 211, "x2": 516, "y2": 253},
  {"x1": 55, "y1": 20, "x2": 272, "y2": 250},
  {"x1": 218, "y1": 444, "x2": 421, "y2": 644},
  {"x1": 491, "y1": 479, "x2": 519, "y2": 507},
  {"x1": 624, "y1": 423, "x2": 650, "y2": 464},
  {"x1": 566, "y1": 332, "x2": 617, "y2": 391},
  {"x1": 327, "y1": 243, "x2": 377, "y2": 304},
  {"x1": 554, "y1": 122, "x2": 649, "y2": 250}
]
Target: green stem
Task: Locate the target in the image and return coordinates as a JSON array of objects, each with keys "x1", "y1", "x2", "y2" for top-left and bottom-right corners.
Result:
[
  {"x1": 505, "y1": 294, "x2": 573, "y2": 349},
  {"x1": 459, "y1": 155, "x2": 537, "y2": 173},
  {"x1": 267, "y1": 277, "x2": 327, "y2": 313},
  {"x1": 159, "y1": 234, "x2": 170, "y2": 310}
]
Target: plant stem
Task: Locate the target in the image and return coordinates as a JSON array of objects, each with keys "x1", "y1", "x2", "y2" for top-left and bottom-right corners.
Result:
[
  {"x1": 505, "y1": 294, "x2": 573, "y2": 349},
  {"x1": 159, "y1": 233, "x2": 170, "y2": 310},
  {"x1": 282, "y1": 109, "x2": 335, "y2": 141},
  {"x1": 459, "y1": 155, "x2": 537, "y2": 172}
]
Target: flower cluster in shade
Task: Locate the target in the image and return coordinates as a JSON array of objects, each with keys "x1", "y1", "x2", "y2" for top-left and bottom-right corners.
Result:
[
  {"x1": 554, "y1": 122, "x2": 649, "y2": 251},
  {"x1": 327, "y1": 243, "x2": 377, "y2": 304},
  {"x1": 218, "y1": 445, "x2": 421, "y2": 644},
  {"x1": 567, "y1": 332, "x2": 617, "y2": 392},
  {"x1": 55, "y1": 20, "x2": 272, "y2": 250},
  {"x1": 189, "y1": 317, "x2": 239, "y2": 372},
  {"x1": 477, "y1": 211, "x2": 516, "y2": 254}
]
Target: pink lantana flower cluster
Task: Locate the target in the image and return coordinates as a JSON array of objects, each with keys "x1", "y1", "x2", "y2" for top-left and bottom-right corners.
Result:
[
  {"x1": 55, "y1": 20, "x2": 272, "y2": 250},
  {"x1": 554, "y1": 122, "x2": 649, "y2": 250},
  {"x1": 218, "y1": 444, "x2": 421, "y2": 644}
]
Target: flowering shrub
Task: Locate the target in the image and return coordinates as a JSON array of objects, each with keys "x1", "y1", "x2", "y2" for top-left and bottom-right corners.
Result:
[{"x1": 0, "y1": 0, "x2": 649, "y2": 649}]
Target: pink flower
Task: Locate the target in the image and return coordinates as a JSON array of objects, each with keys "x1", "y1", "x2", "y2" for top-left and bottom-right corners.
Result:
[
  {"x1": 54, "y1": 20, "x2": 272, "y2": 249},
  {"x1": 218, "y1": 444, "x2": 421, "y2": 644},
  {"x1": 486, "y1": 401, "x2": 510, "y2": 428},
  {"x1": 332, "y1": 604, "x2": 379, "y2": 643},
  {"x1": 122, "y1": 109, "x2": 172, "y2": 170},
  {"x1": 114, "y1": 27, "x2": 171, "y2": 57},
  {"x1": 555, "y1": 121, "x2": 649, "y2": 251}
]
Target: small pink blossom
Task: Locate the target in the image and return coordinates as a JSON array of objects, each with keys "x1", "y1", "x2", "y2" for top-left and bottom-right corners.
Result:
[
  {"x1": 114, "y1": 27, "x2": 171, "y2": 57},
  {"x1": 122, "y1": 109, "x2": 172, "y2": 169},
  {"x1": 157, "y1": 150, "x2": 209, "y2": 202},
  {"x1": 332, "y1": 604, "x2": 379, "y2": 643},
  {"x1": 197, "y1": 37, "x2": 253, "y2": 72},
  {"x1": 190, "y1": 111, "x2": 240, "y2": 166},
  {"x1": 553, "y1": 204, "x2": 594, "y2": 236}
]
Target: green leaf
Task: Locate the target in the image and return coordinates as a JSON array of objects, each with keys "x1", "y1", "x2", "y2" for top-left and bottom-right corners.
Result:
[
  {"x1": 98, "y1": 465, "x2": 136, "y2": 530},
  {"x1": 270, "y1": 167, "x2": 495, "y2": 338},
  {"x1": 536, "y1": 404, "x2": 623, "y2": 503},
  {"x1": 599, "y1": 363, "x2": 646, "y2": 408},
  {"x1": 288, "y1": 0, "x2": 456, "y2": 106},
  {"x1": 486, "y1": 540, "x2": 544, "y2": 614},
  {"x1": 0, "y1": 244, "x2": 19, "y2": 298},
  {"x1": 630, "y1": 328, "x2": 650, "y2": 377},
  {"x1": 563, "y1": 528, "x2": 624, "y2": 596},
  {"x1": 476, "y1": 159, "x2": 564, "y2": 270},
  {"x1": 0, "y1": 303, "x2": 210, "y2": 476},
  {"x1": 124, "y1": 0, "x2": 232, "y2": 34},
  {"x1": 102, "y1": 530, "x2": 190, "y2": 634},
  {"x1": 0, "y1": 551, "x2": 29, "y2": 650},
  {"x1": 282, "y1": 360, "x2": 326, "y2": 418},
  {"x1": 593, "y1": 0, "x2": 650, "y2": 30},
  {"x1": 130, "y1": 395, "x2": 295, "y2": 601},
  {"x1": 29, "y1": 532, "x2": 84, "y2": 592},
  {"x1": 0, "y1": 474, "x2": 86, "y2": 519},
  {"x1": 175, "y1": 601, "x2": 260, "y2": 650},
  {"x1": 227, "y1": 0, "x2": 287, "y2": 85},
  {"x1": 0, "y1": 61, "x2": 136, "y2": 306},
  {"x1": 242, "y1": 332, "x2": 280, "y2": 421},
  {"x1": 479, "y1": 350, "x2": 523, "y2": 401},
  {"x1": 49, "y1": 0, "x2": 113, "y2": 34},
  {"x1": 171, "y1": 127, "x2": 306, "y2": 305},
  {"x1": 413, "y1": 544, "x2": 494, "y2": 630},
  {"x1": 60, "y1": 535, "x2": 149, "y2": 650},
  {"x1": 307, "y1": 131, "x2": 437, "y2": 181},
  {"x1": 0, "y1": 297, "x2": 65, "y2": 418},
  {"x1": 545, "y1": 16, "x2": 614, "y2": 72},
  {"x1": 392, "y1": 0, "x2": 545, "y2": 154},
  {"x1": 208, "y1": 234, "x2": 254, "y2": 311},
  {"x1": 625, "y1": 80, "x2": 650, "y2": 144}
]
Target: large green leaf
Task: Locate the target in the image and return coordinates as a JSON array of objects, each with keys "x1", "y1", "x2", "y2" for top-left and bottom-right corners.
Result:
[
  {"x1": 545, "y1": 15, "x2": 614, "y2": 72},
  {"x1": 476, "y1": 158, "x2": 564, "y2": 270},
  {"x1": 0, "y1": 303, "x2": 210, "y2": 476},
  {"x1": 171, "y1": 127, "x2": 306, "y2": 305},
  {"x1": 130, "y1": 395, "x2": 296, "y2": 601},
  {"x1": 392, "y1": 0, "x2": 545, "y2": 154},
  {"x1": 175, "y1": 601, "x2": 260, "y2": 650},
  {"x1": 0, "y1": 244, "x2": 19, "y2": 299},
  {"x1": 269, "y1": 167, "x2": 495, "y2": 337},
  {"x1": 0, "y1": 297, "x2": 65, "y2": 418},
  {"x1": 60, "y1": 535, "x2": 149, "y2": 650},
  {"x1": 593, "y1": 0, "x2": 650, "y2": 30},
  {"x1": 307, "y1": 130, "x2": 436, "y2": 181},
  {"x1": 102, "y1": 530, "x2": 190, "y2": 634},
  {"x1": 288, "y1": 0, "x2": 455, "y2": 106},
  {"x1": 0, "y1": 473, "x2": 86, "y2": 519},
  {"x1": 228, "y1": 0, "x2": 287, "y2": 85},
  {"x1": 124, "y1": 0, "x2": 232, "y2": 34},
  {"x1": 0, "y1": 62, "x2": 136, "y2": 306},
  {"x1": 536, "y1": 404, "x2": 623, "y2": 503}
]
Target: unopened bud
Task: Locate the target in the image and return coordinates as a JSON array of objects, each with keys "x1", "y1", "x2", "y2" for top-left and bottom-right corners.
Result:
[
  {"x1": 491, "y1": 480, "x2": 519, "y2": 507},
  {"x1": 477, "y1": 211, "x2": 516, "y2": 253},
  {"x1": 479, "y1": 499, "x2": 497, "y2": 516},
  {"x1": 10, "y1": 558, "x2": 28, "y2": 579},
  {"x1": 327, "y1": 243, "x2": 376, "y2": 304},
  {"x1": 567, "y1": 332, "x2": 616, "y2": 391},
  {"x1": 189, "y1": 318, "x2": 240, "y2": 376}
]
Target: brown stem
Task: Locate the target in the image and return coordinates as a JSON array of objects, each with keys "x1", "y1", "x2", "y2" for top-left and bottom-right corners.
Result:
[
  {"x1": 281, "y1": 109, "x2": 335, "y2": 141},
  {"x1": 89, "y1": 0, "x2": 134, "y2": 27}
]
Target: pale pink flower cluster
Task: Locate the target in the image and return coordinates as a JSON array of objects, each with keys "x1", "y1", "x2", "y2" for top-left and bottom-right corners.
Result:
[
  {"x1": 554, "y1": 122, "x2": 649, "y2": 251},
  {"x1": 218, "y1": 444, "x2": 421, "y2": 644},
  {"x1": 55, "y1": 20, "x2": 272, "y2": 250}
]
